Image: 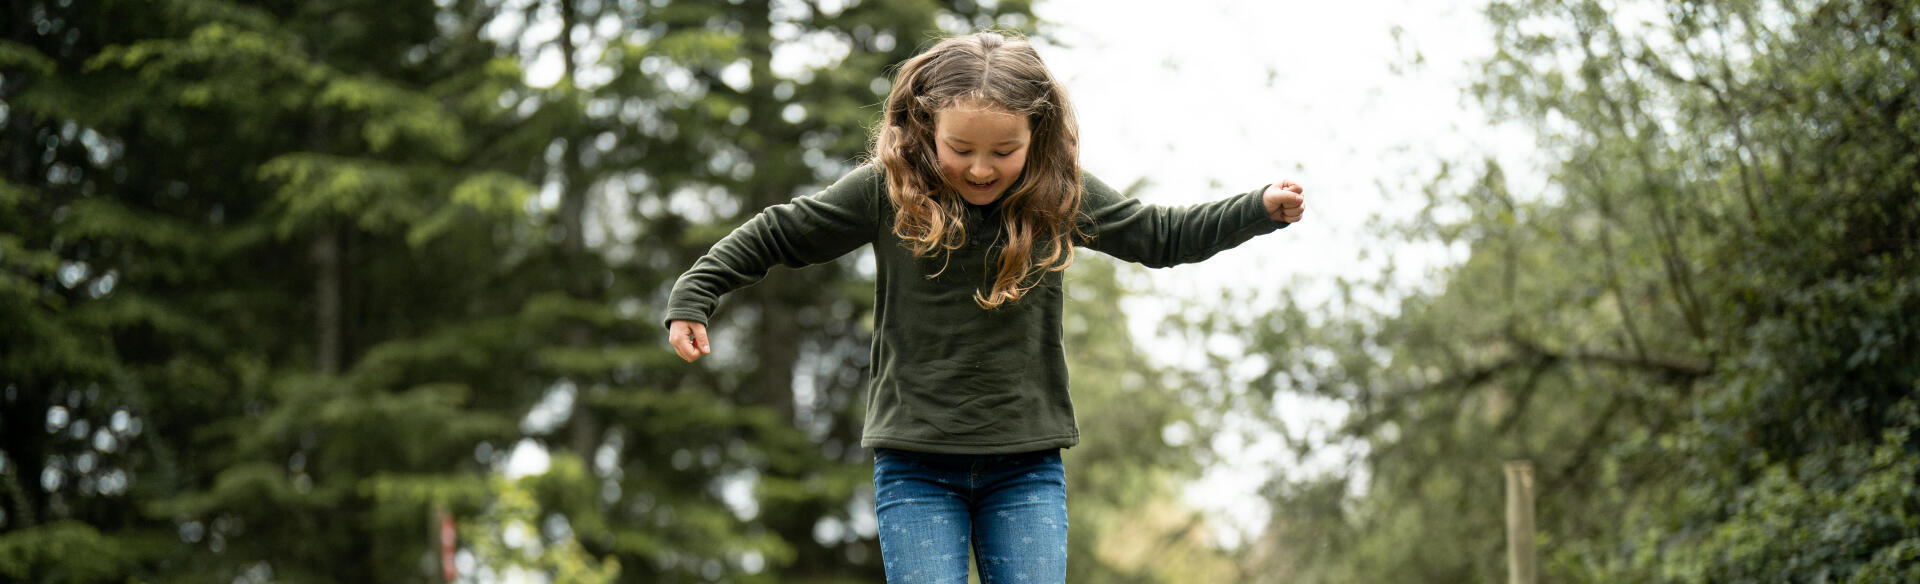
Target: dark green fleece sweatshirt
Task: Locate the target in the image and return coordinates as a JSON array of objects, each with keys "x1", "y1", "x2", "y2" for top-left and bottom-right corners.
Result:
[{"x1": 665, "y1": 164, "x2": 1288, "y2": 454}]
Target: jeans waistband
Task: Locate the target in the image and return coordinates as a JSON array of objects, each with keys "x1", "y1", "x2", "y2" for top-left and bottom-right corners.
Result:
[{"x1": 873, "y1": 447, "x2": 1059, "y2": 468}]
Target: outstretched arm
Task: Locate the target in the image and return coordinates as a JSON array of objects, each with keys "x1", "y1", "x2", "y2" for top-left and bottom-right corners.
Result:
[
  {"x1": 662, "y1": 165, "x2": 883, "y2": 362},
  {"x1": 1077, "y1": 172, "x2": 1305, "y2": 268}
]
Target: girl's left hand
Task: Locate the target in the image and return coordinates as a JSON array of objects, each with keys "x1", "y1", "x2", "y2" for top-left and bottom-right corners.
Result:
[{"x1": 1264, "y1": 180, "x2": 1307, "y2": 223}]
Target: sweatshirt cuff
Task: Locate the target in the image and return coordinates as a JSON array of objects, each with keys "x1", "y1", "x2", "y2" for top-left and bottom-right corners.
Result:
[
  {"x1": 1247, "y1": 184, "x2": 1290, "y2": 232},
  {"x1": 663, "y1": 308, "x2": 710, "y2": 329}
]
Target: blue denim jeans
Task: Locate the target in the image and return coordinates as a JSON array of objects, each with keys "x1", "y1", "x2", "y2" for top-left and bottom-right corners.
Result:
[{"x1": 872, "y1": 448, "x2": 1068, "y2": 584}]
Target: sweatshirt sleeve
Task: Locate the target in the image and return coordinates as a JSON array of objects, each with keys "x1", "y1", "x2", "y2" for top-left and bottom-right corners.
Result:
[
  {"x1": 664, "y1": 164, "x2": 883, "y2": 327},
  {"x1": 1074, "y1": 171, "x2": 1289, "y2": 268}
]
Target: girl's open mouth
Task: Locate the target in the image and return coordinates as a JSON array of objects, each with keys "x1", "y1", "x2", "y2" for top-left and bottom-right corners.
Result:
[{"x1": 966, "y1": 179, "x2": 996, "y2": 190}]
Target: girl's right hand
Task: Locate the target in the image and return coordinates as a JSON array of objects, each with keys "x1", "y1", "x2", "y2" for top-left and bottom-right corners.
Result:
[{"x1": 668, "y1": 320, "x2": 711, "y2": 363}]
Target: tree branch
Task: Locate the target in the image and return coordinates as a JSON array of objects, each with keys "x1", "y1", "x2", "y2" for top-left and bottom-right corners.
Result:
[
  {"x1": 1495, "y1": 355, "x2": 1558, "y2": 434},
  {"x1": 1509, "y1": 335, "x2": 1710, "y2": 380},
  {"x1": 1554, "y1": 393, "x2": 1625, "y2": 485}
]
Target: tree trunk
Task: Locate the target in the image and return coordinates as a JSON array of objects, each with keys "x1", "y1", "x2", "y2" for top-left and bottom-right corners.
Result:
[
  {"x1": 312, "y1": 224, "x2": 344, "y2": 374},
  {"x1": 2, "y1": 0, "x2": 49, "y2": 533},
  {"x1": 0, "y1": 382, "x2": 47, "y2": 530},
  {"x1": 555, "y1": 0, "x2": 604, "y2": 460},
  {"x1": 741, "y1": 0, "x2": 798, "y2": 425}
]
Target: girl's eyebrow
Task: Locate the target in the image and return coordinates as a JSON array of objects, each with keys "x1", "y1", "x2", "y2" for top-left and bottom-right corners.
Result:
[{"x1": 944, "y1": 137, "x2": 1024, "y2": 146}]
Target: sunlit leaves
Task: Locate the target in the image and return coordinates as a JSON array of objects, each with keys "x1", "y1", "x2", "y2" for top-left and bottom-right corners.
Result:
[
  {"x1": 258, "y1": 153, "x2": 532, "y2": 245},
  {"x1": 0, "y1": 521, "x2": 137, "y2": 582},
  {"x1": 0, "y1": 39, "x2": 56, "y2": 76}
]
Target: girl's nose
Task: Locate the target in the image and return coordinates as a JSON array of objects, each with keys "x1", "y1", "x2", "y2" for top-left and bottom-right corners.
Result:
[{"x1": 969, "y1": 159, "x2": 992, "y2": 179}]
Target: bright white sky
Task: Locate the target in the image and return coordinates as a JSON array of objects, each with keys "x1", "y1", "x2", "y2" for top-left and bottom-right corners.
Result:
[{"x1": 504, "y1": 0, "x2": 1549, "y2": 559}]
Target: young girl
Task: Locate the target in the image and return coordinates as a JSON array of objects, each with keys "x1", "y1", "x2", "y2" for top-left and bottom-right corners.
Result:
[{"x1": 664, "y1": 31, "x2": 1305, "y2": 583}]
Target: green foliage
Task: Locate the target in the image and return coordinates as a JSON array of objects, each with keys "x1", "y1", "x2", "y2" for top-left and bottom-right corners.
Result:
[
  {"x1": 1231, "y1": 0, "x2": 1920, "y2": 582},
  {"x1": 467, "y1": 462, "x2": 622, "y2": 584},
  {"x1": 2, "y1": 0, "x2": 582, "y2": 581},
  {"x1": 1664, "y1": 422, "x2": 1920, "y2": 582},
  {"x1": 0, "y1": 521, "x2": 141, "y2": 583},
  {"x1": 1, "y1": 0, "x2": 1230, "y2": 582},
  {"x1": 0, "y1": 40, "x2": 56, "y2": 77}
]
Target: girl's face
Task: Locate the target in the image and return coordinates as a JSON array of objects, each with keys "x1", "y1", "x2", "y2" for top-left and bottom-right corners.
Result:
[{"x1": 933, "y1": 100, "x2": 1031, "y2": 206}]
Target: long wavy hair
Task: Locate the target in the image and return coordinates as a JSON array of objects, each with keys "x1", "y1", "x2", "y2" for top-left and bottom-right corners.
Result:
[{"x1": 871, "y1": 30, "x2": 1082, "y2": 309}]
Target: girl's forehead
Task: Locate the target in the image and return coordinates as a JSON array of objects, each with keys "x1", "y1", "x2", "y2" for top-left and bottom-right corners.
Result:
[
  {"x1": 934, "y1": 101, "x2": 1029, "y2": 138},
  {"x1": 933, "y1": 102, "x2": 1029, "y2": 134}
]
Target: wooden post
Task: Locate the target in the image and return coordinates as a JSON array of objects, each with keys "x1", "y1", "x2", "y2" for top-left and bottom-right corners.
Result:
[
  {"x1": 437, "y1": 506, "x2": 457, "y2": 582},
  {"x1": 1505, "y1": 460, "x2": 1537, "y2": 584}
]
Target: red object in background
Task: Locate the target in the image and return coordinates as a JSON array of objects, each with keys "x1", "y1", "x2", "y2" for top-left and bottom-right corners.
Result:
[{"x1": 440, "y1": 511, "x2": 457, "y2": 582}]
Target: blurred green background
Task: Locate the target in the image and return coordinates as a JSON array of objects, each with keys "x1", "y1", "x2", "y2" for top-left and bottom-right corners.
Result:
[{"x1": 2, "y1": 0, "x2": 1915, "y2": 582}]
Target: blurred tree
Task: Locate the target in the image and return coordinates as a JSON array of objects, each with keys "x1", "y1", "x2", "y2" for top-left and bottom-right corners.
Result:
[
  {"x1": 3, "y1": 0, "x2": 1243, "y2": 582},
  {"x1": 1214, "y1": 0, "x2": 1919, "y2": 582},
  {"x1": 0, "y1": 0, "x2": 584, "y2": 580}
]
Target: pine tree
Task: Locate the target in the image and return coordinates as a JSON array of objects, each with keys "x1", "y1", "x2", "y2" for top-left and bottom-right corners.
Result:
[
  {"x1": 3, "y1": 0, "x2": 1254, "y2": 581},
  {"x1": 2, "y1": 0, "x2": 547, "y2": 580}
]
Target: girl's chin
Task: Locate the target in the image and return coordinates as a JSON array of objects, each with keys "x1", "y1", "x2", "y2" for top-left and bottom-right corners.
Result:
[{"x1": 959, "y1": 188, "x2": 1002, "y2": 205}]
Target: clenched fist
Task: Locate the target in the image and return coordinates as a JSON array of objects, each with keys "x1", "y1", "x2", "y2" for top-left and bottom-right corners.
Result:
[
  {"x1": 667, "y1": 319, "x2": 711, "y2": 363},
  {"x1": 1264, "y1": 180, "x2": 1307, "y2": 224}
]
